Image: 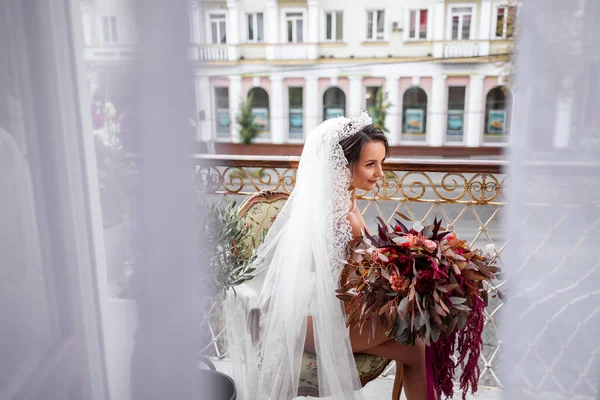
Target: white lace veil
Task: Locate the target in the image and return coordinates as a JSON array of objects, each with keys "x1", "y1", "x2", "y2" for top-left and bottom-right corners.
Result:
[{"x1": 224, "y1": 113, "x2": 373, "y2": 400}]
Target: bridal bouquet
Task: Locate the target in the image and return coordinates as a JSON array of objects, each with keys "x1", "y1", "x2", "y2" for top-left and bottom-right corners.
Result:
[{"x1": 336, "y1": 215, "x2": 501, "y2": 399}]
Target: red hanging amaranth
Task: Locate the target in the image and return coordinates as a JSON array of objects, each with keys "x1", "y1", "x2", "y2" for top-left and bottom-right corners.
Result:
[{"x1": 456, "y1": 296, "x2": 486, "y2": 399}]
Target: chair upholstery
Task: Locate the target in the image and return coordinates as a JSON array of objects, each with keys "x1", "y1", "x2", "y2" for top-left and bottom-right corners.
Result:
[
  {"x1": 238, "y1": 190, "x2": 289, "y2": 255},
  {"x1": 297, "y1": 351, "x2": 391, "y2": 397},
  {"x1": 238, "y1": 191, "x2": 401, "y2": 398}
]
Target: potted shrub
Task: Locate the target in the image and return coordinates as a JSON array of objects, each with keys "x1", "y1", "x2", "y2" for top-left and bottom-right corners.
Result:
[{"x1": 196, "y1": 194, "x2": 259, "y2": 399}]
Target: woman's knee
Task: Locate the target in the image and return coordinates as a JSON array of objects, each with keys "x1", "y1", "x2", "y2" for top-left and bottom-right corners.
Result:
[{"x1": 391, "y1": 340, "x2": 426, "y2": 366}]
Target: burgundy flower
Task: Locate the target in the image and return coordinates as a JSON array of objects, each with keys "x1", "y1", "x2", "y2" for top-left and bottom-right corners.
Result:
[
  {"x1": 394, "y1": 254, "x2": 413, "y2": 276},
  {"x1": 415, "y1": 270, "x2": 435, "y2": 294},
  {"x1": 415, "y1": 256, "x2": 432, "y2": 271}
]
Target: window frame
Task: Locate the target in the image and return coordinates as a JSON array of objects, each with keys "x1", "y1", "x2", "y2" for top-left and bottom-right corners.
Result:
[
  {"x1": 287, "y1": 87, "x2": 304, "y2": 138},
  {"x1": 493, "y1": 5, "x2": 517, "y2": 39},
  {"x1": 365, "y1": 9, "x2": 386, "y2": 42},
  {"x1": 322, "y1": 87, "x2": 346, "y2": 121},
  {"x1": 323, "y1": 10, "x2": 344, "y2": 42},
  {"x1": 214, "y1": 87, "x2": 231, "y2": 137},
  {"x1": 206, "y1": 11, "x2": 227, "y2": 45},
  {"x1": 446, "y1": 4, "x2": 476, "y2": 41},
  {"x1": 404, "y1": 7, "x2": 432, "y2": 41},
  {"x1": 101, "y1": 15, "x2": 118, "y2": 44},
  {"x1": 246, "y1": 12, "x2": 264, "y2": 43},
  {"x1": 280, "y1": 8, "x2": 307, "y2": 44}
]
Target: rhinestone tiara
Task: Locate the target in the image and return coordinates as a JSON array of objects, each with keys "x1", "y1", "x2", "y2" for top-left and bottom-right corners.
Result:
[{"x1": 335, "y1": 111, "x2": 373, "y2": 141}]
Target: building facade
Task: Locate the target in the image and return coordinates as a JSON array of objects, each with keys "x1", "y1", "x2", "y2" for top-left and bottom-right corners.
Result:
[{"x1": 81, "y1": 0, "x2": 516, "y2": 149}]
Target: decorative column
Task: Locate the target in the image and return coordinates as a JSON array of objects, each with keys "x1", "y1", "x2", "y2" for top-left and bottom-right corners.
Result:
[
  {"x1": 304, "y1": 76, "x2": 319, "y2": 136},
  {"x1": 194, "y1": 75, "x2": 212, "y2": 142},
  {"x1": 80, "y1": 3, "x2": 93, "y2": 46},
  {"x1": 190, "y1": 3, "x2": 201, "y2": 43},
  {"x1": 265, "y1": 0, "x2": 279, "y2": 60},
  {"x1": 466, "y1": 74, "x2": 485, "y2": 147},
  {"x1": 188, "y1": 3, "x2": 201, "y2": 60},
  {"x1": 307, "y1": 0, "x2": 320, "y2": 60},
  {"x1": 478, "y1": 0, "x2": 492, "y2": 56},
  {"x1": 553, "y1": 96, "x2": 572, "y2": 148},
  {"x1": 228, "y1": 75, "x2": 243, "y2": 142},
  {"x1": 348, "y1": 76, "x2": 363, "y2": 117},
  {"x1": 432, "y1": 0, "x2": 446, "y2": 58},
  {"x1": 270, "y1": 74, "x2": 285, "y2": 143},
  {"x1": 428, "y1": 75, "x2": 446, "y2": 147},
  {"x1": 384, "y1": 75, "x2": 400, "y2": 145},
  {"x1": 197, "y1": 1, "x2": 205, "y2": 43},
  {"x1": 226, "y1": 0, "x2": 239, "y2": 61}
]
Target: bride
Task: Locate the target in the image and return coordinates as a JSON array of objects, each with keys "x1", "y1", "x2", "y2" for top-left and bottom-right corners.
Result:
[{"x1": 225, "y1": 113, "x2": 429, "y2": 400}]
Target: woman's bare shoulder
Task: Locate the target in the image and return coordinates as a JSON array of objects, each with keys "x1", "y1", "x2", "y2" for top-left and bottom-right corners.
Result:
[{"x1": 347, "y1": 205, "x2": 365, "y2": 238}]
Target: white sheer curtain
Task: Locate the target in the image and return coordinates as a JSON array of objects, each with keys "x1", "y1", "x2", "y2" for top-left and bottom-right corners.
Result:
[{"x1": 503, "y1": 0, "x2": 600, "y2": 398}]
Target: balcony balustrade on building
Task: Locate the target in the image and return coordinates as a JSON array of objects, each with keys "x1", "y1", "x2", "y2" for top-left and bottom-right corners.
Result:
[
  {"x1": 433, "y1": 40, "x2": 491, "y2": 59},
  {"x1": 190, "y1": 44, "x2": 231, "y2": 62}
]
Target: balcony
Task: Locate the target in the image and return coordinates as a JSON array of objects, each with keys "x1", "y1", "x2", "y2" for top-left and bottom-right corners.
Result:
[
  {"x1": 189, "y1": 44, "x2": 234, "y2": 62},
  {"x1": 100, "y1": 152, "x2": 600, "y2": 398},
  {"x1": 433, "y1": 41, "x2": 491, "y2": 59}
]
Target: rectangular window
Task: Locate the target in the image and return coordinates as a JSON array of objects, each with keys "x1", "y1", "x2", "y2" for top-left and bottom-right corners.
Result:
[
  {"x1": 450, "y1": 6, "x2": 473, "y2": 40},
  {"x1": 366, "y1": 10, "x2": 385, "y2": 41},
  {"x1": 288, "y1": 87, "x2": 303, "y2": 138},
  {"x1": 408, "y1": 9, "x2": 428, "y2": 40},
  {"x1": 247, "y1": 12, "x2": 264, "y2": 42},
  {"x1": 102, "y1": 16, "x2": 118, "y2": 44},
  {"x1": 285, "y1": 12, "x2": 304, "y2": 43},
  {"x1": 495, "y1": 6, "x2": 517, "y2": 39},
  {"x1": 325, "y1": 11, "x2": 343, "y2": 41},
  {"x1": 215, "y1": 87, "x2": 230, "y2": 137},
  {"x1": 447, "y1": 86, "x2": 466, "y2": 138},
  {"x1": 209, "y1": 13, "x2": 227, "y2": 44}
]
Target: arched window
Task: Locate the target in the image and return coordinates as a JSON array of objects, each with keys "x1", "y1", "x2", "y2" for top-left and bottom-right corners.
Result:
[
  {"x1": 248, "y1": 87, "x2": 269, "y2": 131},
  {"x1": 402, "y1": 87, "x2": 427, "y2": 139},
  {"x1": 323, "y1": 87, "x2": 346, "y2": 121},
  {"x1": 484, "y1": 86, "x2": 511, "y2": 140}
]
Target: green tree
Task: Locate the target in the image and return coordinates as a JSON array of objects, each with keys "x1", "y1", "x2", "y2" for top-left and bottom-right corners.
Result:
[
  {"x1": 370, "y1": 89, "x2": 392, "y2": 133},
  {"x1": 236, "y1": 94, "x2": 259, "y2": 145}
]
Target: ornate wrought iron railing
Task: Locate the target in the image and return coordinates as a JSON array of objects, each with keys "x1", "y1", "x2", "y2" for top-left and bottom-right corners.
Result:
[{"x1": 195, "y1": 155, "x2": 507, "y2": 388}]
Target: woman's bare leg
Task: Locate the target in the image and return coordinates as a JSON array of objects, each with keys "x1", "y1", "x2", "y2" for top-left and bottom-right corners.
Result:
[
  {"x1": 359, "y1": 339, "x2": 428, "y2": 400},
  {"x1": 305, "y1": 316, "x2": 430, "y2": 400},
  {"x1": 348, "y1": 318, "x2": 428, "y2": 400}
]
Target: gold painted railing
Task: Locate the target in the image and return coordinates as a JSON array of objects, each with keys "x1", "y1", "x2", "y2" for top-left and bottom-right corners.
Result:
[
  {"x1": 195, "y1": 155, "x2": 507, "y2": 388},
  {"x1": 194, "y1": 154, "x2": 505, "y2": 201}
]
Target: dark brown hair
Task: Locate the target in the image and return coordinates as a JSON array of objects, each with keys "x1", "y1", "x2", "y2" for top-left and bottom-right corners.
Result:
[{"x1": 339, "y1": 124, "x2": 389, "y2": 170}]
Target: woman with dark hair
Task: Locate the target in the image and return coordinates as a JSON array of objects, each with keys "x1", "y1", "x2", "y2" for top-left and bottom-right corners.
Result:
[
  {"x1": 304, "y1": 124, "x2": 429, "y2": 399},
  {"x1": 225, "y1": 113, "x2": 429, "y2": 400}
]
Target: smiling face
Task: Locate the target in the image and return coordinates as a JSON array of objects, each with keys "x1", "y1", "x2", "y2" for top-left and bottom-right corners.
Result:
[{"x1": 350, "y1": 140, "x2": 386, "y2": 191}]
